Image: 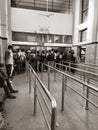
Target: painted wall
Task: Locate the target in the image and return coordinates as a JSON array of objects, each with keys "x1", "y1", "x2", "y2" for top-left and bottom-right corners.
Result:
[{"x1": 11, "y1": 8, "x2": 73, "y2": 35}]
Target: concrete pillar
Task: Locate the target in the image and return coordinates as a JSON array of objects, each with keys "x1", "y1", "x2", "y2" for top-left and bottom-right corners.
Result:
[
  {"x1": 6, "y1": 0, "x2": 12, "y2": 43},
  {"x1": 85, "y1": 44, "x2": 97, "y2": 64},
  {"x1": 72, "y1": 0, "x2": 80, "y2": 45},
  {"x1": 0, "y1": 0, "x2": 9, "y2": 63},
  {"x1": 85, "y1": 0, "x2": 98, "y2": 64},
  {"x1": 0, "y1": 37, "x2": 7, "y2": 63}
]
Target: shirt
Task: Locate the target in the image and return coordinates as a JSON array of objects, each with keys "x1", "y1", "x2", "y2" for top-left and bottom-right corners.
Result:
[{"x1": 5, "y1": 49, "x2": 14, "y2": 65}]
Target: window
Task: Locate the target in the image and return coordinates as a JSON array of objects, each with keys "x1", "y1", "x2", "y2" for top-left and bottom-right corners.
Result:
[
  {"x1": 80, "y1": 29, "x2": 87, "y2": 42},
  {"x1": 80, "y1": 46, "x2": 86, "y2": 62},
  {"x1": 81, "y1": 0, "x2": 89, "y2": 23},
  {"x1": 66, "y1": 36, "x2": 72, "y2": 44},
  {"x1": 63, "y1": 35, "x2": 72, "y2": 44}
]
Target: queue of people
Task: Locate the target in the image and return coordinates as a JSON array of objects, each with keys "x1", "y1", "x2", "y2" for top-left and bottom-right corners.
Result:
[
  {"x1": 26, "y1": 49, "x2": 77, "y2": 73},
  {"x1": 12, "y1": 47, "x2": 77, "y2": 74},
  {"x1": 0, "y1": 46, "x2": 77, "y2": 101},
  {"x1": 3, "y1": 46, "x2": 77, "y2": 75}
]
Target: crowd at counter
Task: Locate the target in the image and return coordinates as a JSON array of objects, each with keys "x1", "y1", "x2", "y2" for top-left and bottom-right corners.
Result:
[{"x1": 13, "y1": 48, "x2": 77, "y2": 74}]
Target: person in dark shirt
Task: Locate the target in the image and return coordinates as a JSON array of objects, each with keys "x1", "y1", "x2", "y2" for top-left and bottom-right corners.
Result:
[
  {"x1": 69, "y1": 50, "x2": 76, "y2": 73},
  {"x1": 0, "y1": 63, "x2": 18, "y2": 99}
]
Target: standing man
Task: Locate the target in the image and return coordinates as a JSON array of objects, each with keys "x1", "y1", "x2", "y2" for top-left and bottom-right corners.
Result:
[
  {"x1": 4, "y1": 45, "x2": 19, "y2": 93},
  {"x1": 4, "y1": 45, "x2": 14, "y2": 81}
]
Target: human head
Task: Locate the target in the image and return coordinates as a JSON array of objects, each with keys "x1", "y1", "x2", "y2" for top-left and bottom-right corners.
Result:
[
  {"x1": 8, "y1": 45, "x2": 13, "y2": 50},
  {"x1": 69, "y1": 50, "x2": 74, "y2": 54}
]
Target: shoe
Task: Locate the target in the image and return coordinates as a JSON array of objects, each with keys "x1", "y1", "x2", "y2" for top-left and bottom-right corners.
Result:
[
  {"x1": 7, "y1": 95, "x2": 16, "y2": 99},
  {"x1": 11, "y1": 90, "x2": 19, "y2": 93}
]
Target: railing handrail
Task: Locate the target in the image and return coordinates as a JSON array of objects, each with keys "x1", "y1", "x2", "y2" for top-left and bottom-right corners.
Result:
[
  {"x1": 27, "y1": 63, "x2": 57, "y2": 130},
  {"x1": 61, "y1": 61, "x2": 98, "y2": 70},
  {"x1": 47, "y1": 63, "x2": 98, "y2": 92},
  {"x1": 38, "y1": 61, "x2": 98, "y2": 93},
  {"x1": 85, "y1": 63, "x2": 98, "y2": 67},
  {"x1": 37, "y1": 61, "x2": 98, "y2": 110},
  {"x1": 30, "y1": 64, "x2": 55, "y2": 101},
  {"x1": 39, "y1": 62, "x2": 98, "y2": 110},
  {"x1": 54, "y1": 62, "x2": 98, "y2": 77}
]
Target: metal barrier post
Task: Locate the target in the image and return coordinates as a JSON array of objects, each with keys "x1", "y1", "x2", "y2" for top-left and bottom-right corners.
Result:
[
  {"x1": 34, "y1": 76, "x2": 37, "y2": 116},
  {"x1": 87, "y1": 74, "x2": 90, "y2": 84},
  {"x1": 85, "y1": 86, "x2": 89, "y2": 110},
  {"x1": 65, "y1": 76, "x2": 67, "y2": 90},
  {"x1": 51, "y1": 100, "x2": 57, "y2": 130},
  {"x1": 69, "y1": 62, "x2": 71, "y2": 72},
  {"x1": 85, "y1": 74, "x2": 90, "y2": 110},
  {"x1": 83, "y1": 73, "x2": 86, "y2": 90},
  {"x1": 61, "y1": 74, "x2": 65, "y2": 111},
  {"x1": 41, "y1": 63, "x2": 43, "y2": 81},
  {"x1": 54, "y1": 63, "x2": 56, "y2": 82},
  {"x1": 48, "y1": 67, "x2": 50, "y2": 91},
  {"x1": 29, "y1": 67, "x2": 31, "y2": 94}
]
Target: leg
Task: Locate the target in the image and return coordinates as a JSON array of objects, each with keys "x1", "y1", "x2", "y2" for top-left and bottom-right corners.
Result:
[
  {"x1": 6, "y1": 64, "x2": 14, "y2": 80},
  {"x1": 2, "y1": 80, "x2": 15, "y2": 99},
  {"x1": 6, "y1": 79, "x2": 18, "y2": 93}
]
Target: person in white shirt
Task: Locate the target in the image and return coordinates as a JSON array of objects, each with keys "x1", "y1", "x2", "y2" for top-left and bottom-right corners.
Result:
[{"x1": 5, "y1": 45, "x2": 14, "y2": 80}]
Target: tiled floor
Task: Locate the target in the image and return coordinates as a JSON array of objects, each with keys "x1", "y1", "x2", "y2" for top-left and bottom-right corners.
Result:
[{"x1": 4, "y1": 72, "x2": 98, "y2": 130}]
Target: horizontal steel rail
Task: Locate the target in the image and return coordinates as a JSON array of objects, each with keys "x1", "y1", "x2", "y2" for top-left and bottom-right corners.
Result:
[
  {"x1": 54, "y1": 62, "x2": 98, "y2": 77},
  {"x1": 37, "y1": 62, "x2": 98, "y2": 111},
  {"x1": 53, "y1": 62, "x2": 98, "y2": 89},
  {"x1": 53, "y1": 62, "x2": 98, "y2": 100},
  {"x1": 27, "y1": 63, "x2": 57, "y2": 130},
  {"x1": 61, "y1": 61, "x2": 98, "y2": 71},
  {"x1": 85, "y1": 63, "x2": 98, "y2": 67}
]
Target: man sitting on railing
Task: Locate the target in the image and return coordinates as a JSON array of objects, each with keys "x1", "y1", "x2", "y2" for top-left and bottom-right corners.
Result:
[{"x1": 0, "y1": 63, "x2": 18, "y2": 99}]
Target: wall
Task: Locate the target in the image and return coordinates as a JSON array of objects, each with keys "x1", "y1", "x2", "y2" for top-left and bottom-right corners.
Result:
[
  {"x1": 11, "y1": 8, "x2": 73, "y2": 35},
  {"x1": 73, "y1": 0, "x2": 98, "y2": 46},
  {"x1": 72, "y1": 0, "x2": 98, "y2": 64}
]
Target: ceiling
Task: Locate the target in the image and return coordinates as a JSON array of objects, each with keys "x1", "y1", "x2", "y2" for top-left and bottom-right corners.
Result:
[{"x1": 11, "y1": 0, "x2": 73, "y2": 13}]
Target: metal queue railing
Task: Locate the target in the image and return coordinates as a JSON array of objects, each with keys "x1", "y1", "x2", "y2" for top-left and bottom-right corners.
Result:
[
  {"x1": 37, "y1": 62, "x2": 98, "y2": 111},
  {"x1": 61, "y1": 61, "x2": 98, "y2": 73},
  {"x1": 53, "y1": 61, "x2": 98, "y2": 85},
  {"x1": 85, "y1": 63, "x2": 98, "y2": 67},
  {"x1": 26, "y1": 63, "x2": 57, "y2": 130},
  {"x1": 53, "y1": 62, "x2": 98, "y2": 97}
]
